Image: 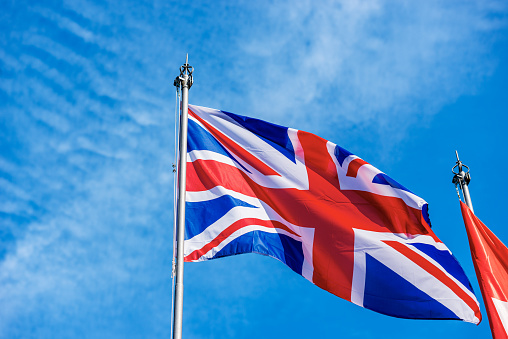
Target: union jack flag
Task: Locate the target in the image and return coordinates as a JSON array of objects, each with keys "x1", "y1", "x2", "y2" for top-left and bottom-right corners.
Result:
[{"x1": 183, "y1": 104, "x2": 481, "y2": 323}]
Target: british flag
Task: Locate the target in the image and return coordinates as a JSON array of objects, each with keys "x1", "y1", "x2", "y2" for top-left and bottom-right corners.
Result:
[{"x1": 183, "y1": 104, "x2": 481, "y2": 323}]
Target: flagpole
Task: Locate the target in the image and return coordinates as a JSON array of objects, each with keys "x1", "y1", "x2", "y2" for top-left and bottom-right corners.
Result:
[
  {"x1": 173, "y1": 55, "x2": 193, "y2": 339},
  {"x1": 452, "y1": 150, "x2": 474, "y2": 212}
]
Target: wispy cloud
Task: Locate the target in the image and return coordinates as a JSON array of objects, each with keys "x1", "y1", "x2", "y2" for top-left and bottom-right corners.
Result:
[
  {"x1": 234, "y1": 1, "x2": 505, "y2": 136},
  {"x1": 1, "y1": 1, "x2": 177, "y2": 336}
]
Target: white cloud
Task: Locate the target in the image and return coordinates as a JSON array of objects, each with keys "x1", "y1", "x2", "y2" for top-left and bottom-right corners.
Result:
[{"x1": 228, "y1": 0, "x2": 507, "y2": 142}]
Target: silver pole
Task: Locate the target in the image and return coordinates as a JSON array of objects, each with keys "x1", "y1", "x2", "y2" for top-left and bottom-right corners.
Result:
[
  {"x1": 173, "y1": 55, "x2": 193, "y2": 339},
  {"x1": 461, "y1": 180, "x2": 474, "y2": 212},
  {"x1": 452, "y1": 150, "x2": 474, "y2": 213}
]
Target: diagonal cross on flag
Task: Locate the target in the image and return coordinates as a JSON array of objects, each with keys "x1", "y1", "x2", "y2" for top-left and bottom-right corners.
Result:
[{"x1": 183, "y1": 104, "x2": 481, "y2": 323}]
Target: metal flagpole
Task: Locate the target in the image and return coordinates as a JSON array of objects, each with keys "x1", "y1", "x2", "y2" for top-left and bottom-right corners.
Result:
[
  {"x1": 173, "y1": 55, "x2": 193, "y2": 339},
  {"x1": 452, "y1": 150, "x2": 474, "y2": 212}
]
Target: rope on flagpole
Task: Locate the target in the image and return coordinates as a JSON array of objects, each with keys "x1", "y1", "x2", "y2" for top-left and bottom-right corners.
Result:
[
  {"x1": 172, "y1": 54, "x2": 193, "y2": 339},
  {"x1": 454, "y1": 184, "x2": 462, "y2": 201},
  {"x1": 172, "y1": 77, "x2": 181, "y2": 277},
  {"x1": 170, "y1": 79, "x2": 181, "y2": 337}
]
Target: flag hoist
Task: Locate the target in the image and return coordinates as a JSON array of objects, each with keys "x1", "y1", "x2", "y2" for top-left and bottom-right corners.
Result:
[{"x1": 173, "y1": 55, "x2": 193, "y2": 339}]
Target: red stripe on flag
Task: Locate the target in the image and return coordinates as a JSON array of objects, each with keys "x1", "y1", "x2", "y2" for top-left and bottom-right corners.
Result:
[
  {"x1": 184, "y1": 218, "x2": 300, "y2": 262},
  {"x1": 187, "y1": 159, "x2": 257, "y2": 197},
  {"x1": 346, "y1": 158, "x2": 368, "y2": 178},
  {"x1": 383, "y1": 240, "x2": 481, "y2": 322},
  {"x1": 189, "y1": 109, "x2": 280, "y2": 176},
  {"x1": 188, "y1": 158, "x2": 432, "y2": 237}
]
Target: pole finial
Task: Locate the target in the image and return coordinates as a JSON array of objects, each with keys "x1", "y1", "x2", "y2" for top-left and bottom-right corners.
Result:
[
  {"x1": 452, "y1": 151, "x2": 474, "y2": 211},
  {"x1": 452, "y1": 151, "x2": 469, "y2": 182},
  {"x1": 174, "y1": 55, "x2": 194, "y2": 89},
  {"x1": 454, "y1": 150, "x2": 463, "y2": 173}
]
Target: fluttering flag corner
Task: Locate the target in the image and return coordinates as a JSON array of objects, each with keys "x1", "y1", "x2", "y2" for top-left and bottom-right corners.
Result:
[
  {"x1": 461, "y1": 202, "x2": 508, "y2": 337},
  {"x1": 183, "y1": 104, "x2": 481, "y2": 324}
]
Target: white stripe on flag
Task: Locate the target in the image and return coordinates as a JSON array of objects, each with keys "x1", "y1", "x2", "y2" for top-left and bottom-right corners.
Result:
[{"x1": 492, "y1": 297, "x2": 508, "y2": 335}]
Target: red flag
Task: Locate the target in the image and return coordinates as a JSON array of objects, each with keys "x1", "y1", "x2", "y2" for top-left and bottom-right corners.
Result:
[{"x1": 461, "y1": 201, "x2": 508, "y2": 338}]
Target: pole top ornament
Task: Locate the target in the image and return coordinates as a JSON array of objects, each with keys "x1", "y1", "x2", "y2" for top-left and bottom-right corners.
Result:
[
  {"x1": 174, "y1": 54, "x2": 193, "y2": 89},
  {"x1": 452, "y1": 150, "x2": 471, "y2": 186}
]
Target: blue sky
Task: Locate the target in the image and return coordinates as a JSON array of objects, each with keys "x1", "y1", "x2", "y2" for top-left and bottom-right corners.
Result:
[{"x1": 1, "y1": 0, "x2": 508, "y2": 338}]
